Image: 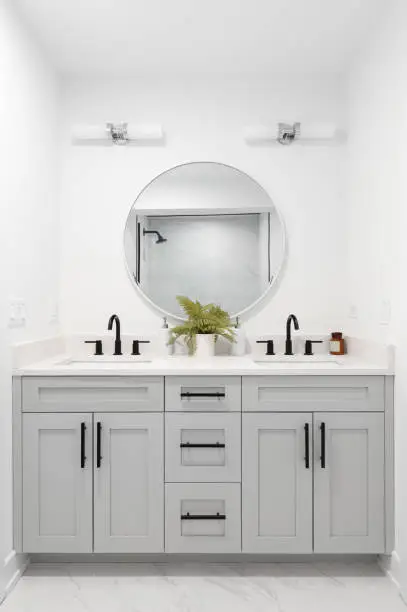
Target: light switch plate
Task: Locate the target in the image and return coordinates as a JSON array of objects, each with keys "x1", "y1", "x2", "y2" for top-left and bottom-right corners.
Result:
[{"x1": 9, "y1": 298, "x2": 26, "y2": 328}]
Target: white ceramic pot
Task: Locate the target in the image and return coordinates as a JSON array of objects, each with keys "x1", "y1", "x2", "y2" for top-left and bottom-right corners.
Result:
[{"x1": 194, "y1": 334, "x2": 216, "y2": 359}]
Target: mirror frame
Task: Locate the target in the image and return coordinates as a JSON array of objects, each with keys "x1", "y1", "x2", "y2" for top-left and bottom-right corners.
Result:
[{"x1": 123, "y1": 161, "x2": 287, "y2": 321}]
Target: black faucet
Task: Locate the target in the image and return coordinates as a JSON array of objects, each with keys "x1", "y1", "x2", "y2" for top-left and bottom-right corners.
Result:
[
  {"x1": 285, "y1": 314, "x2": 300, "y2": 355},
  {"x1": 108, "y1": 314, "x2": 122, "y2": 356}
]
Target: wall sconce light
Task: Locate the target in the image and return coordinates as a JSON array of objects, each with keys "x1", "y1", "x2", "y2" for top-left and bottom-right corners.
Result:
[
  {"x1": 244, "y1": 122, "x2": 343, "y2": 146},
  {"x1": 71, "y1": 122, "x2": 165, "y2": 145}
]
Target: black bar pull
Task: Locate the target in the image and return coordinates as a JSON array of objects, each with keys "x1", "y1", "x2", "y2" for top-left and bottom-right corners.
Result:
[
  {"x1": 80, "y1": 422, "x2": 86, "y2": 468},
  {"x1": 320, "y1": 422, "x2": 326, "y2": 469},
  {"x1": 96, "y1": 422, "x2": 102, "y2": 468},
  {"x1": 180, "y1": 442, "x2": 226, "y2": 449},
  {"x1": 181, "y1": 512, "x2": 226, "y2": 521},
  {"x1": 304, "y1": 423, "x2": 310, "y2": 469},
  {"x1": 180, "y1": 392, "x2": 226, "y2": 399}
]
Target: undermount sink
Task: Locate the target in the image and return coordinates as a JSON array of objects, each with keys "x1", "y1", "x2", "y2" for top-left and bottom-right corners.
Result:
[
  {"x1": 57, "y1": 357, "x2": 152, "y2": 366},
  {"x1": 254, "y1": 356, "x2": 344, "y2": 366}
]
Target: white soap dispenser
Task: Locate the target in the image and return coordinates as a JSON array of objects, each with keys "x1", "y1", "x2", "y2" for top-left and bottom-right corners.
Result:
[
  {"x1": 159, "y1": 317, "x2": 172, "y2": 356},
  {"x1": 231, "y1": 316, "x2": 246, "y2": 356}
]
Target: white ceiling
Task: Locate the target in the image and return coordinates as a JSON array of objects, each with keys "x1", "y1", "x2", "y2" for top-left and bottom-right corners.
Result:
[{"x1": 16, "y1": 0, "x2": 386, "y2": 76}]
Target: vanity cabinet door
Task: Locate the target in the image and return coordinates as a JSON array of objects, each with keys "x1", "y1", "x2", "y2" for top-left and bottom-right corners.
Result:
[
  {"x1": 93, "y1": 413, "x2": 164, "y2": 552},
  {"x1": 242, "y1": 413, "x2": 313, "y2": 553},
  {"x1": 22, "y1": 413, "x2": 93, "y2": 553},
  {"x1": 314, "y1": 412, "x2": 385, "y2": 553}
]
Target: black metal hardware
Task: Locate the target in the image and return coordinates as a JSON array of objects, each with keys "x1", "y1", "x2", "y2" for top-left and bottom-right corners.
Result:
[
  {"x1": 304, "y1": 423, "x2": 310, "y2": 469},
  {"x1": 96, "y1": 422, "x2": 102, "y2": 468},
  {"x1": 304, "y1": 339, "x2": 323, "y2": 356},
  {"x1": 320, "y1": 422, "x2": 326, "y2": 469},
  {"x1": 180, "y1": 442, "x2": 225, "y2": 449},
  {"x1": 132, "y1": 340, "x2": 151, "y2": 356},
  {"x1": 285, "y1": 313, "x2": 300, "y2": 355},
  {"x1": 108, "y1": 314, "x2": 122, "y2": 355},
  {"x1": 84, "y1": 340, "x2": 103, "y2": 356},
  {"x1": 80, "y1": 422, "x2": 86, "y2": 468},
  {"x1": 256, "y1": 340, "x2": 275, "y2": 355},
  {"x1": 180, "y1": 392, "x2": 225, "y2": 399},
  {"x1": 136, "y1": 222, "x2": 141, "y2": 284},
  {"x1": 181, "y1": 512, "x2": 226, "y2": 520}
]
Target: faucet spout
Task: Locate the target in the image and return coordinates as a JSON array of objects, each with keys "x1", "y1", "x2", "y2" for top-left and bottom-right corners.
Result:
[
  {"x1": 108, "y1": 314, "x2": 122, "y2": 355},
  {"x1": 285, "y1": 314, "x2": 300, "y2": 356}
]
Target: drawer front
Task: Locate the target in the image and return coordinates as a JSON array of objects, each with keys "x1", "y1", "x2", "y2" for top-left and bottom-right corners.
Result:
[
  {"x1": 165, "y1": 483, "x2": 241, "y2": 553},
  {"x1": 165, "y1": 413, "x2": 241, "y2": 483},
  {"x1": 22, "y1": 377, "x2": 164, "y2": 412},
  {"x1": 165, "y1": 376, "x2": 241, "y2": 412},
  {"x1": 242, "y1": 376, "x2": 384, "y2": 412}
]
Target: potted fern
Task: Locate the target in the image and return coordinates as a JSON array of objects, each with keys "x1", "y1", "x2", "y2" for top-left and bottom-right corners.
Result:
[{"x1": 169, "y1": 296, "x2": 236, "y2": 358}]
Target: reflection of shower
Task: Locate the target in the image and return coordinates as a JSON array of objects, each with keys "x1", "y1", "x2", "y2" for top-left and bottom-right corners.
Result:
[{"x1": 143, "y1": 229, "x2": 167, "y2": 244}]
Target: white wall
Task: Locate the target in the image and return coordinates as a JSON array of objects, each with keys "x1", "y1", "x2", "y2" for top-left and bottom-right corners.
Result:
[
  {"x1": 0, "y1": 0, "x2": 60, "y2": 596},
  {"x1": 59, "y1": 75, "x2": 347, "y2": 335},
  {"x1": 346, "y1": 0, "x2": 407, "y2": 596}
]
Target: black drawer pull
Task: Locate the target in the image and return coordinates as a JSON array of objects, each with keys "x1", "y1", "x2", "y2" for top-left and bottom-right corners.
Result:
[
  {"x1": 80, "y1": 422, "x2": 86, "y2": 468},
  {"x1": 304, "y1": 423, "x2": 310, "y2": 469},
  {"x1": 180, "y1": 392, "x2": 225, "y2": 399},
  {"x1": 96, "y1": 422, "x2": 102, "y2": 468},
  {"x1": 181, "y1": 512, "x2": 226, "y2": 520},
  {"x1": 180, "y1": 442, "x2": 226, "y2": 448},
  {"x1": 320, "y1": 422, "x2": 326, "y2": 469}
]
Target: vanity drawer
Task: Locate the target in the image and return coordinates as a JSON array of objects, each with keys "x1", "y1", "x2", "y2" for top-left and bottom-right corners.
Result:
[
  {"x1": 165, "y1": 376, "x2": 241, "y2": 412},
  {"x1": 165, "y1": 413, "x2": 241, "y2": 482},
  {"x1": 165, "y1": 483, "x2": 241, "y2": 553},
  {"x1": 22, "y1": 377, "x2": 164, "y2": 412},
  {"x1": 242, "y1": 376, "x2": 384, "y2": 412}
]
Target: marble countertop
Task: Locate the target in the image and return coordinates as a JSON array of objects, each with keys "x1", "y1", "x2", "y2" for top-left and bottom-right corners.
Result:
[{"x1": 14, "y1": 354, "x2": 393, "y2": 376}]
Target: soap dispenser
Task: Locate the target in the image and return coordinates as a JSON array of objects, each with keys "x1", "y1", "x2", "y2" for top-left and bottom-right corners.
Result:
[
  {"x1": 231, "y1": 317, "x2": 246, "y2": 356},
  {"x1": 159, "y1": 317, "x2": 172, "y2": 356}
]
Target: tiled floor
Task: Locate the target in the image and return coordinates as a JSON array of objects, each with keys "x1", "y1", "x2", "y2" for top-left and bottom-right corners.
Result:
[{"x1": 1, "y1": 561, "x2": 405, "y2": 612}]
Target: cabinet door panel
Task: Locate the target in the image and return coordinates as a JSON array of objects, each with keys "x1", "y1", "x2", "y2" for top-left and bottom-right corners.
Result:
[
  {"x1": 242, "y1": 413, "x2": 313, "y2": 553},
  {"x1": 94, "y1": 413, "x2": 164, "y2": 552},
  {"x1": 23, "y1": 413, "x2": 92, "y2": 553},
  {"x1": 314, "y1": 412, "x2": 384, "y2": 553}
]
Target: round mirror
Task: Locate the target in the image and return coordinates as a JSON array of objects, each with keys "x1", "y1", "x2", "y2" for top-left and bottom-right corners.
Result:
[{"x1": 124, "y1": 162, "x2": 285, "y2": 319}]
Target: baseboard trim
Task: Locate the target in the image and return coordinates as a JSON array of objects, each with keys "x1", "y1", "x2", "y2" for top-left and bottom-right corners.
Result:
[
  {"x1": 30, "y1": 552, "x2": 379, "y2": 564},
  {"x1": 378, "y1": 552, "x2": 407, "y2": 604},
  {"x1": 0, "y1": 551, "x2": 29, "y2": 605}
]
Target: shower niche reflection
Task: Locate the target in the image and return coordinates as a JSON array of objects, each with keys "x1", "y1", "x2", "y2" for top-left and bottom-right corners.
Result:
[{"x1": 124, "y1": 162, "x2": 286, "y2": 319}]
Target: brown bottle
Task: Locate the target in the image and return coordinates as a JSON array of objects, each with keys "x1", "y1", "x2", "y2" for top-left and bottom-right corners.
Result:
[{"x1": 329, "y1": 332, "x2": 345, "y2": 355}]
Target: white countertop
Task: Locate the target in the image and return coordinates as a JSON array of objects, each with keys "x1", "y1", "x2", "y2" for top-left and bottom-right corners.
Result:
[{"x1": 14, "y1": 354, "x2": 393, "y2": 376}]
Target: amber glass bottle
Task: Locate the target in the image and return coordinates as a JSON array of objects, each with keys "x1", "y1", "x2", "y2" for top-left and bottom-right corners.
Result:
[{"x1": 329, "y1": 332, "x2": 345, "y2": 355}]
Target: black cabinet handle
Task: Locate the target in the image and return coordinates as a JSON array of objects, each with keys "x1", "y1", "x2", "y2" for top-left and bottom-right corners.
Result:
[
  {"x1": 180, "y1": 392, "x2": 225, "y2": 399},
  {"x1": 96, "y1": 422, "x2": 102, "y2": 468},
  {"x1": 181, "y1": 512, "x2": 226, "y2": 520},
  {"x1": 304, "y1": 423, "x2": 310, "y2": 469},
  {"x1": 180, "y1": 442, "x2": 226, "y2": 449},
  {"x1": 80, "y1": 422, "x2": 86, "y2": 468},
  {"x1": 320, "y1": 422, "x2": 326, "y2": 469}
]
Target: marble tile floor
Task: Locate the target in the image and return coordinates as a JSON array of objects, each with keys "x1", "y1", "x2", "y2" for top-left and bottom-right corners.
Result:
[{"x1": 1, "y1": 560, "x2": 405, "y2": 612}]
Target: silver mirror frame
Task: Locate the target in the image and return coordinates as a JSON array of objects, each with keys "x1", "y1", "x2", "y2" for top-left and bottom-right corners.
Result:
[{"x1": 123, "y1": 161, "x2": 287, "y2": 321}]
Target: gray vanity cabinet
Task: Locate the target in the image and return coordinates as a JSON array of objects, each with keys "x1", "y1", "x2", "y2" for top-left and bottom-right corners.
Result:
[
  {"x1": 313, "y1": 412, "x2": 384, "y2": 553},
  {"x1": 242, "y1": 413, "x2": 313, "y2": 553},
  {"x1": 21, "y1": 410, "x2": 164, "y2": 553},
  {"x1": 22, "y1": 413, "x2": 93, "y2": 553},
  {"x1": 93, "y1": 413, "x2": 164, "y2": 553},
  {"x1": 242, "y1": 411, "x2": 385, "y2": 554}
]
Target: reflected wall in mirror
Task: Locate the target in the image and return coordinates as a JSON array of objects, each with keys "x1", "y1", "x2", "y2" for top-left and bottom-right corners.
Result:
[{"x1": 124, "y1": 162, "x2": 286, "y2": 319}]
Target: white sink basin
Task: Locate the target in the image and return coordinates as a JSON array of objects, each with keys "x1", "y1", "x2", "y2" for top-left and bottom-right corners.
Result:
[
  {"x1": 57, "y1": 358, "x2": 151, "y2": 367},
  {"x1": 254, "y1": 356, "x2": 343, "y2": 366}
]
